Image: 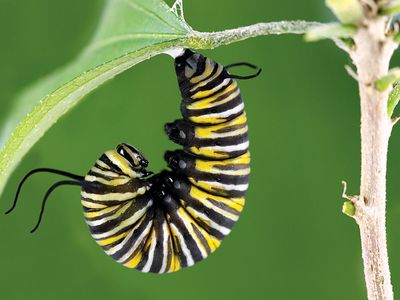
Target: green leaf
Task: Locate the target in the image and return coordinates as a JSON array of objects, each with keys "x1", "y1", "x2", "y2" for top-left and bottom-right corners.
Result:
[
  {"x1": 0, "y1": 0, "x2": 191, "y2": 195},
  {"x1": 342, "y1": 201, "x2": 355, "y2": 217},
  {"x1": 379, "y1": 1, "x2": 400, "y2": 15},
  {"x1": 388, "y1": 82, "x2": 400, "y2": 117},
  {"x1": 0, "y1": 0, "x2": 317, "y2": 197},
  {"x1": 304, "y1": 23, "x2": 356, "y2": 42},
  {"x1": 325, "y1": 0, "x2": 364, "y2": 24},
  {"x1": 375, "y1": 68, "x2": 400, "y2": 91}
]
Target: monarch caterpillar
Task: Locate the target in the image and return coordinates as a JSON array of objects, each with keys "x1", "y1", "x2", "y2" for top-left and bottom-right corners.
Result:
[{"x1": 7, "y1": 49, "x2": 261, "y2": 273}]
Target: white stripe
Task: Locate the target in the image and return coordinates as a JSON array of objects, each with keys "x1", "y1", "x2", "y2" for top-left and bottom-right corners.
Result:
[
  {"x1": 194, "y1": 198, "x2": 239, "y2": 222},
  {"x1": 81, "y1": 200, "x2": 106, "y2": 209},
  {"x1": 92, "y1": 201, "x2": 153, "y2": 240},
  {"x1": 191, "y1": 78, "x2": 231, "y2": 97},
  {"x1": 96, "y1": 160, "x2": 111, "y2": 169},
  {"x1": 177, "y1": 211, "x2": 207, "y2": 259},
  {"x1": 106, "y1": 219, "x2": 142, "y2": 256},
  {"x1": 141, "y1": 231, "x2": 157, "y2": 272},
  {"x1": 159, "y1": 222, "x2": 169, "y2": 273},
  {"x1": 90, "y1": 167, "x2": 120, "y2": 178},
  {"x1": 190, "y1": 64, "x2": 222, "y2": 91},
  {"x1": 206, "y1": 167, "x2": 250, "y2": 176},
  {"x1": 197, "y1": 102, "x2": 244, "y2": 120},
  {"x1": 85, "y1": 202, "x2": 131, "y2": 226},
  {"x1": 206, "y1": 141, "x2": 249, "y2": 153},
  {"x1": 189, "y1": 89, "x2": 241, "y2": 110},
  {"x1": 81, "y1": 187, "x2": 146, "y2": 202},
  {"x1": 198, "y1": 181, "x2": 249, "y2": 191},
  {"x1": 106, "y1": 152, "x2": 136, "y2": 178},
  {"x1": 187, "y1": 207, "x2": 231, "y2": 236},
  {"x1": 84, "y1": 175, "x2": 130, "y2": 186},
  {"x1": 116, "y1": 221, "x2": 153, "y2": 263},
  {"x1": 84, "y1": 205, "x2": 120, "y2": 219},
  {"x1": 170, "y1": 224, "x2": 195, "y2": 266}
]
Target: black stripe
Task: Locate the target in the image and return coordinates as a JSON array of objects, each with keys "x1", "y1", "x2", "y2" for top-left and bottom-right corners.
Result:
[
  {"x1": 182, "y1": 100, "x2": 244, "y2": 127},
  {"x1": 180, "y1": 61, "x2": 219, "y2": 98},
  {"x1": 187, "y1": 71, "x2": 231, "y2": 98},
  {"x1": 87, "y1": 170, "x2": 120, "y2": 181},
  {"x1": 112, "y1": 208, "x2": 155, "y2": 262},
  {"x1": 190, "y1": 81, "x2": 239, "y2": 104},
  {"x1": 212, "y1": 122, "x2": 247, "y2": 134},
  {"x1": 88, "y1": 196, "x2": 151, "y2": 235},
  {"x1": 99, "y1": 154, "x2": 125, "y2": 175},
  {"x1": 148, "y1": 208, "x2": 166, "y2": 273},
  {"x1": 166, "y1": 206, "x2": 204, "y2": 264},
  {"x1": 171, "y1": 181, "x2": 237, "y2": 229},
  {"x1": 82, "y1": 179, "x2": 148, "y2": 195},
  {"x1": 189, "y1": 132, "x2": 248, "y2": 148},
  {"x1": 191, "y1": 224, "x2": 212, "y2": 255},
  {"x1": 84, "y1": 203, "x2": 125, "y2": 221},
  {"x1": 182, "y1": 93, "x2": 243, "y2": 118}
]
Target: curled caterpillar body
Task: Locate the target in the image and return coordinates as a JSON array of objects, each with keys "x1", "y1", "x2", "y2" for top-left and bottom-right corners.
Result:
[{"x1": 10, "y1": 49, "x2": 259, "y2": 274}]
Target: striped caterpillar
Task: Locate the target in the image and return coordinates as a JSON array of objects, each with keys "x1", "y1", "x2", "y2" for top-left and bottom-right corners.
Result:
[{"x1": 8, "y1": 49, "x2": 261, "y2": 273}]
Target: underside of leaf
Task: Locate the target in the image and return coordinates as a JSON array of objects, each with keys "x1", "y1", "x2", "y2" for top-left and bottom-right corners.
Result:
[{"x1": 0, "y1": 0, "x2": 318, "y2": 197}]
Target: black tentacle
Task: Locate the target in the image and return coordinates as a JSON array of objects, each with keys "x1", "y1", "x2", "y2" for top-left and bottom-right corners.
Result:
[
  {"x1": 6, "y1": 168, "x2": 84, "y2": 215},
  {"x1": 30, "y1": 180, "x2": 82, "y2": 233},
  {"x1": 225, "y1": 62, "x2": 262, "y2": 80}
]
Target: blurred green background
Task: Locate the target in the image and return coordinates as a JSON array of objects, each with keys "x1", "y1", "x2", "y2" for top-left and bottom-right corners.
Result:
[{"x1": 0, "y1": 0, "x2": 399, "y2": 299}]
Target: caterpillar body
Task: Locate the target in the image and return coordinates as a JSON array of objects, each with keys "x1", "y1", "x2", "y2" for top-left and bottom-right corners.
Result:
[{"x1": 9, "y1": 49, "x2": 260, "y2": 274}]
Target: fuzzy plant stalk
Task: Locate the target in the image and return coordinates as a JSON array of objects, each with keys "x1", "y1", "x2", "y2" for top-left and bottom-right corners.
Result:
[
  {"x1": 316, "y1": 1, "x2": 400, "y2": 299},
  {"x1": 1, "y1": 0, "x2": 400, "y2": 299}
]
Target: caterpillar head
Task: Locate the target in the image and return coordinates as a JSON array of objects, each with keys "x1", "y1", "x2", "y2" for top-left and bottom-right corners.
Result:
[
  {"x1": 174, "y1": 49, "x2": 199, "y2": 78},
  {"x1": 174, "y1": 49, "x2": 208, "y2": 96},
  {"x1": 116, "y1": 143, "x2": 151, "y2": 176},
  {"x1": 164, "y1": 120, "x2": 194, "y2": 146}
]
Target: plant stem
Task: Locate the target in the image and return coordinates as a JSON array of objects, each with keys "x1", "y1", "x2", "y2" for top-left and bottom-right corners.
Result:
[
  {"x1": 188, "y1": 21, "x2": 321, "y2": 49},
  {"x1": 350, "y1": 17, "x2": 397, "y2": 300}
]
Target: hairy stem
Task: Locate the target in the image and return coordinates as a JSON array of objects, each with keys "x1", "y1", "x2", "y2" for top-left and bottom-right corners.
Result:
[
  {"x1": 350, "y1": 17, "x2": 397, "y2": 300},
  {"x1": 188, "y1": 21, "x2": 321, "y2": 49}
]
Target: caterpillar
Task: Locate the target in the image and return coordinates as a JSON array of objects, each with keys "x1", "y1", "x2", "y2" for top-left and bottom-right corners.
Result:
[{"x1": 7, "y1": 49, "x2": 261, "y2": 273}]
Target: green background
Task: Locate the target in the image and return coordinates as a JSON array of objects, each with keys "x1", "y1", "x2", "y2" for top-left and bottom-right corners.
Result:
[{"x1": 0, "y1": 0, "x2": 399, "y2": 299}]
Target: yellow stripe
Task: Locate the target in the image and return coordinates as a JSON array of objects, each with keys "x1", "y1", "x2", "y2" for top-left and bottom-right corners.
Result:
[
  {"x1": 190, "y1": 64, "x2": 223, "y2": 90},
  {"x1": 81, "y1": 188, "x2": 147, "y2": 202},
  {"x1": 81, "y1": 200, "x2": 107, "y2": 209},
  {"x1": 190, "y1": 115, "x2": 225, "y2": 124},
  {"x1": 188, "y1": 188, "x2": 240, "y2": 220},
  {"x1": 195, "y1": 152, "x2": 250, "y2": 175},
  {"x1": 189, "y1": 147, "x2": 228, "y2": 159},
  {"x1": 105, "y1": 150, "x2": 137, "y2": 178},
  {"x1": 191, "y1": 78, "x2": 231, "y2": 99},
  {"x1": 178, "y1": 208, "x2": 208, "y2": 256},
  {"x1": 188, "y1": 82, "x2": 238, "y2": 110},
  {"x1": 90, "y1": 167, "x2": 120, "y2": 178},
  {"x1": 84, "y1": 175, "x2": 131, "y2": 186},
  {"x1": 195, "y1": 113, "x2": 247, "y2": 139},
  {"x1": 168, "y1": 224, "x2": 184, "y2": 272},
  {"x1": 189, "y1": 186, "x2": 244, "y2": 212},
  {"x1": 195, "y1": 162, "x2": 250, "y2": 176},
  {"x1": 179, "y1": 204, "x2": 218, "y2": 252},
  {"x1": 124, "y1": 252, "x2": 143, "y2": 268},
  {"x1": 190, "y1": 58, "x2": 214, "y2": 84},
  {"x1": 97, "y1": 231, "x2": 129, "y2": 247},
  {"x1": 105, "y1": 216, "x2": 147, "y2": 255},
  {"x1": 84, "y1": 205, "x2": 119, "y2": 219}
]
